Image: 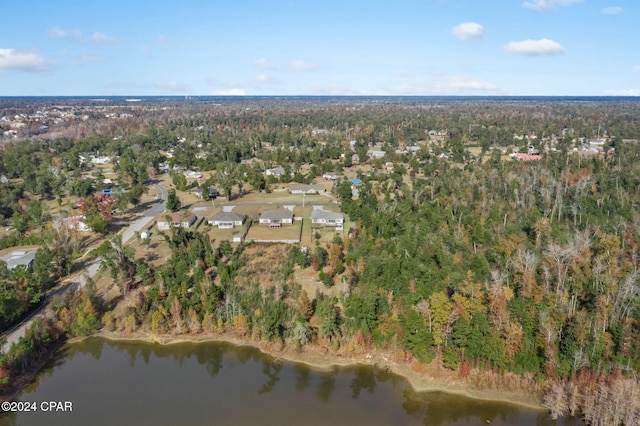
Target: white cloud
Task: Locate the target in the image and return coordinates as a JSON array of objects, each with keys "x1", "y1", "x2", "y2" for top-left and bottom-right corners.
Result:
[
  {"x1": 505, "y1": 39, "x2": 565, "y2": 55},
  {"x1": 436, "y1": 76, "x2": 502, "y2": 94},
  {"x1": 602, "y1": 89, "x2": 640, "y2": 96},
  {"x1": 90, "y1": 32, "x2": 117, "y2": 43},
  {"x1": 0, "y1": 48, "x2": 50, "y2": 73},
  {"x1": 291, "y1": 60, "x2": 319, "y2": 71},
  {"x1": 153, "y1": 81, "x2": 189, "y2": 93},
  {"x1": 634, "y1": 65, "x2": 640, "y2": 72},
  {"x1": 308, "y1": 84, "x2": 388, "y2": 96},
  {"x1": 210, "y1": 88, "x2": 247, "y2": 96},
  {"x1": 254, "y1": 58, "x2": 275, "y2": 69},
  {"x1": 451, "y1": 22, "x2": 484, "y2": 41},
  {"x1": 48, "y1": 26, "x2": 82, "y2": 39},
  {"x1": 521, "y1": 0, "x2": 583, "y2": 11},
  {"x1": 601, "y1": 7, "x2": 623, "y2": 15}
]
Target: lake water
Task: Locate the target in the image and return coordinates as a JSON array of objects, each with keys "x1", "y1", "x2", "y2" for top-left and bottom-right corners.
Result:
[{"x1": 1, "y1": 337, "x2": 582, "y2": 425}]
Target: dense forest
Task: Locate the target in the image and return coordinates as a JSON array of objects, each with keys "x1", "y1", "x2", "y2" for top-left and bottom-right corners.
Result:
[{"x1": 1, "y1": 98, "x2": 639, "y2": 425}]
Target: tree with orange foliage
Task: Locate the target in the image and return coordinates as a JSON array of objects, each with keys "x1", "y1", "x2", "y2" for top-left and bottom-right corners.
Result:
[{"x1": 77, "y1": 192, "x2": 114, "y2": 233}]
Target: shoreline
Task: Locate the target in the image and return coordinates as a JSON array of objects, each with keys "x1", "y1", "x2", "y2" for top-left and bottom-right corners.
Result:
[{"x1": 82, "y1": 330, "x2": 545, "y2": 412}]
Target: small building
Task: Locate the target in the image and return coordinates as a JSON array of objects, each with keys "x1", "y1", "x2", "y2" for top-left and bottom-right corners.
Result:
[
  {"x1": 194, "y1": 187, "x2": 220, "y2": 199},
  {"x1": 322, "y1": 172, "x2": 338, "y2": 181},
  {"x1": 288, "y1": 184, "x2": 325, "y2": 195},
  {"x1": 259, "y1": 209, "x2": 294, "y2": 227},
  {"x1": 183, "y1": 170, "x2": 203, "y2": 180},
  {"x1": 66, "y1": 214, "x2": 91, "y2": 232},
  {"x1": 90, "y1": 156, "x2": 111, "y2": 165},
  {"x1": 101, "y1": 188, "x2": 125, "y2": 197},
  {"x1": 233, "y1": 234, "x2": 243, "y2": 243},
  {"x1": 366, "y1": 150, "x2": 386, "y2": 160},
  {"x1": 265, "y1": 166, "x2": 286, "y2": 177},
  {"x1": 511, "y1": 153, "x2": 542, "y2": 161},
  {"x1": 4, "y1": 250, "x2": 37, "y2": 271},
  {"x1": 311, "y1": 209, "x2": 344, "y2": 228},
  {"x1": 158, "y1": 211, "x2": 197, "y2": 230},
  {"x1": 208, "y1": 211, "x2": 245, "y2": 229},
  {"x1": 140, "y1": 229, "x2": 151, "y2": 239}
]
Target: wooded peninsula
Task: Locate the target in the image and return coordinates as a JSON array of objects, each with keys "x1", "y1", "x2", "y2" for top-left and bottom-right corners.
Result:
[{"x1": 0, "y1": 97, "x2": 639, "y2": 425}]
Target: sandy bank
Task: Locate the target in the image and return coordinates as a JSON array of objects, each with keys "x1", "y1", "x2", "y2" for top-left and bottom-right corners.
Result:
[{"x1": 86, "y1": 330, "x2": 545, "y2": 412}]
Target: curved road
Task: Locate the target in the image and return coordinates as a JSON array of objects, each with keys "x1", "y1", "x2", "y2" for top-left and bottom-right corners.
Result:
[{"x1": 1, "y1": 183, "x2": 167, "y2": 353}]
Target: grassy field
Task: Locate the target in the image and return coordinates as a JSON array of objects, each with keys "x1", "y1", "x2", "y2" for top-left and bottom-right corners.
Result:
[
  {"x1": 203, "y1": 221, "x2": 249, "y2": 242},
  {"x1": 245, "y1": 220, "x2": 302, "y2": 242}
]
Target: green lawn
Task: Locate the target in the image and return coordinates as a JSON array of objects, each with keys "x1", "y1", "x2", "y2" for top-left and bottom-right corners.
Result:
[{"x1": 245, "y1": 220, "x2": 302, "y2": 242}]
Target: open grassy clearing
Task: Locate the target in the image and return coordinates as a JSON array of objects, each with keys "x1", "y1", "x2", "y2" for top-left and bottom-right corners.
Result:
[{"x1": 245, "y1": 220, "x2": 302, "y2": 242}]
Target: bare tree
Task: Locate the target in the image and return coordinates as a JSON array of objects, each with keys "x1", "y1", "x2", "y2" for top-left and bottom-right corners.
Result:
[
  {"x1": 509, "y1": 248, "x2": 539, "y2": 298},
  {"x1": 543, "y1": 381, "x2": 568, "y2": 420}
]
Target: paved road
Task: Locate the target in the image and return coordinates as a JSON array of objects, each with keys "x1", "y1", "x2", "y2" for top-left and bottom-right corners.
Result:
[
  {"x1": 190, "y1": 200, "x2": 339, "y2": 210},
  {"x1": 1, "y1": 183, "x2": 167, "y2": 353}
]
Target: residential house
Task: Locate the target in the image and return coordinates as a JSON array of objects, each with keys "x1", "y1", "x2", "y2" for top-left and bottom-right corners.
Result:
[
  {"x1": 366, "y1": 150, "x2": 386, "y2": 160},
  {"x1": 511, "y1": 153, "x2": 542, "y2": 161},
  {"x1": 157, "y1": 211, "x2": 197, "y2": 230},
  {"x1": 102, "y1": 188, "x2": 125, "y2": 197},
  {"x1": 208, "y1": 211, "x2": 245, "y2": 229},
  {"x1": 183, "y1": 170, "x2": 203, "y2": 180},
  {"x1": 322, "y1": 172, "x2": 338, "y2": 181},
  {"x1": 265, "y1": 166, "x2": 286, "y2": 177},
  {"x1": 311, "y1": 209, "x2": 344, "y2": 228},
  {"x1": 67, "y1": 214, "x2": 91, "y2": 232},
  {"x1": 288, "y1": 184, "x2": 325, "y2": 195},
  {"x1": 4, "y1": 251, "x2": 36, "y2": 271},
  {"x1": 194, "y1": 187, "x2": 220, "y2": 199},
  {"x1": 90, "y1": 156, "x2": 111, "y2": 165},
  {"x1": 350, "y1": 179, "x2": 363, "y2": 198},
  {"x1": 259, "y1": 209, "x2": 294, "y2": 227}
]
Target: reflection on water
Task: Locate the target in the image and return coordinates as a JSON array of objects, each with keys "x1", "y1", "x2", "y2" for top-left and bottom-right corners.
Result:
[{"x1": 0, "y1": 337, "x2": 583, "y2": 426}]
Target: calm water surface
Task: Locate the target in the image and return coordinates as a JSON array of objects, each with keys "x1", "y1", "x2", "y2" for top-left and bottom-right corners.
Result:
[{"x1": 1, "y1": 337, "x2": 582, "y2": 426}]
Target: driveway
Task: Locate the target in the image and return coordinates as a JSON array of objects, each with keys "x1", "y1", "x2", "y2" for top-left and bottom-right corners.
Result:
[{"x1": 1, "y1": 182, "x2": 167, "y2": 353}]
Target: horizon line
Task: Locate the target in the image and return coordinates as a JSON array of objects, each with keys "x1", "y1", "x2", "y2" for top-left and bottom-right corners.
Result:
[{"x1": 1, "y1": 94, "x2": 639, "y2": 99}]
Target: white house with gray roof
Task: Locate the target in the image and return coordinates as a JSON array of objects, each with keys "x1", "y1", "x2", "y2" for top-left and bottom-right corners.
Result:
[
  {"x1": 208, "y1": 211, "x2": 245, "y2": 229},
  {"x1": 3, "y1": 250, "x2": 37, "y2": 271},
  {"x1": 288, "y1": 184, "x2": 325, "y2": 195},
  {"x1": 265, "y1": 166, "x2": 286, "y2": 177},
  {"x1": 311, "y1": 209, "x2": 344, "y2": 228},
  {"x1": 259, "y1": 209, "x2": 294, "y2": 226}
]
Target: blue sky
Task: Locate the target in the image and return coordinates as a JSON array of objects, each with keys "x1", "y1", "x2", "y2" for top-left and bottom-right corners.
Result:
[{"x1": 0, "y1": 0, "x2": 638, "y2": 96}]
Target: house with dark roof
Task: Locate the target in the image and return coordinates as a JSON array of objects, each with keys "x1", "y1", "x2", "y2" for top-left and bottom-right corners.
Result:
[
  {"x1": 259, "y1": 209, "x2": 294, "y2": 227},
  {"x1": 194, "y1": 187, "x2": 220, "y2": 199},
  {"x1": 208, "y1": 211, "x2": 245, "y2": 229}
]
